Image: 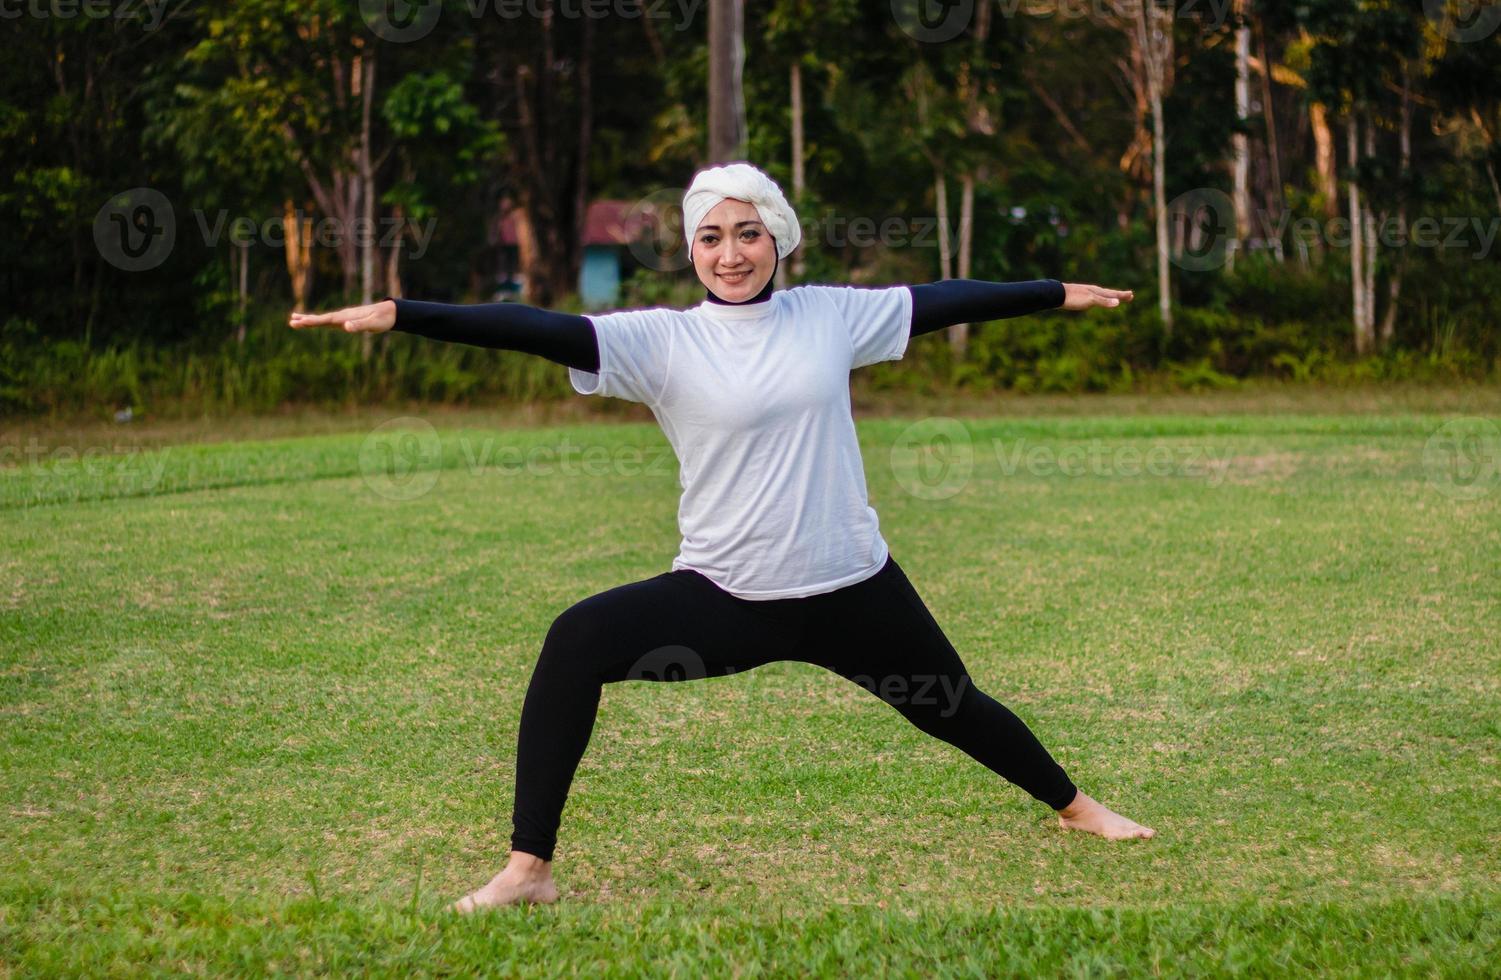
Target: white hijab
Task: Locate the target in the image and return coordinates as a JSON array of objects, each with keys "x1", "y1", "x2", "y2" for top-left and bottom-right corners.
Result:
[{"x1": 682, "y1": 162, "x2": 802, "y2": 260}]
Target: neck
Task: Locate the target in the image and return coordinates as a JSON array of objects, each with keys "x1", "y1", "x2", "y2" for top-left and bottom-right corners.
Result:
[{"x1": 704, "y1": 253, "x2": 779, "y2": 306}]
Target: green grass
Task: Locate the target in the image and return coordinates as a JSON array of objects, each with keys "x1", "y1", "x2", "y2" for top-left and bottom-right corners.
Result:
[{"x1": 2, "y1": 396, "x2": 1498, "y2": 975}]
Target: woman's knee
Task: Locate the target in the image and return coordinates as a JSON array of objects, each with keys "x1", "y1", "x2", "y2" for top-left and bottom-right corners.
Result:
[
  {"x1": 540, "y1": 593, "x2": 709, "y2": 683},
  {"x1": 538, "y1": 599, "x2": 614, "y2": 670}
]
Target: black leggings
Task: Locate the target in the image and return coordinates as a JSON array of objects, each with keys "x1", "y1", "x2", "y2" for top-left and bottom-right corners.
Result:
[{"x1": 510, "y1": 555, "x2": 1079, "y2": 861}]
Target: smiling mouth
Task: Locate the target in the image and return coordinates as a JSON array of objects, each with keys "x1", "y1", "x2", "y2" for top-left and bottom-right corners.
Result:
[{"x1": 719, "y1": 271, "x2": 751, "y2": 283}]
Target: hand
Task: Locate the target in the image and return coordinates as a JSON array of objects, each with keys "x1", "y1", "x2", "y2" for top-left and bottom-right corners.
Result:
[
  {"x1": 288, "y1": 300, "x2": 396, "y2": 333},
  {"x1": 1061, "y1": 283, "x2": 1134, "y2": 311}
]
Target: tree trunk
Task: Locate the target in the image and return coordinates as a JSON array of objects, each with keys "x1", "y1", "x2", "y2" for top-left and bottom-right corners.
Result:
[
  {"x1": 708, "y1": 0, "x2": 746, "y2": 163},
  {"x1": 1380, "y1": 63, "x2": 1411, "y2": 348},
  {"x1": 950, "y1": 172, "x2": 975, "y2": 358},
  {"x1": 788, "y1": 59, "x2": 805, "y2": 282},
  {"x1": 386, "y1": 203, "x2": 405, "y2": 301},
  {"x1": 283, "y1": 201, "x2": 314, "y2": 310},
  {"x1": 357, "y1": 50, "x2": 377, "y2": 362},
  {"x1": 500, "y1": 0, "x2": 591, "y2": 308},
  {"x1": 1231, "y1": 0, "x2": 1251, "y2": 269},
  {"x1": 1469, "y1": 108, "x2": 1501, "y2": 220},
  {"x1": 935, "y1": 171, "x2": 952, "y2": 282},
  {"x1": 574, "y1": 14, "x2": 594, "y2": 299},
  {"x1": 1255, "y1": 18, "x2": 1284, "y2": 251},
  {"x1": 1134, "y1": 0, "x2": 1173, "y2": 335},
  {"x1": 1311, "y1": 101, "x2": 1338, "y2": 220},
  {"x1": 1346, "y1": 115, "x2": 1373, "y2": 355},
  {"x1": 1361, "y1": 115, "x2": 1378, "y2": 350},
  {"x1": 947, "y1": 0, "x2": 992, "y2": 358},
  {"x1": 235, "y1": 240, "x2": 249, "y2": 346}
]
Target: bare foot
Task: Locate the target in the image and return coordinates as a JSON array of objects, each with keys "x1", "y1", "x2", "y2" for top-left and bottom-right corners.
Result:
[
  {"x1": 1056, "y1": 790, "x2": 1156, "y2": 840},
  {"x1": 451, "y1": 852, "x2": 560, "y2": 912}
]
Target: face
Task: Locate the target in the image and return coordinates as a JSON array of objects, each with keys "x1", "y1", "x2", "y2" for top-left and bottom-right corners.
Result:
[{"x1": 691, "y1": 197, "x2": 777, "y2": 301}]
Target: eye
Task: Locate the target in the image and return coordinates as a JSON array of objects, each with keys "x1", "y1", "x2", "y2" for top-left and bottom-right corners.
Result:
[
  {"x1": 700, "y1": 234, "x2": 718, "y2": 245},
  {"x1": 741, "y1": 229, "x2": 760, "y2": 240}
]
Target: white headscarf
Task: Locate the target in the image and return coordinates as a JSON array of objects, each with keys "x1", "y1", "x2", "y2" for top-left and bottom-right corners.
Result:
[{"x1": 682, "y1": 162, "x2": 801, "y2": 260}]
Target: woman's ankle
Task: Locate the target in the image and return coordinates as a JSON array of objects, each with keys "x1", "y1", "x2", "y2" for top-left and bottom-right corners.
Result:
[
  {"x1": 506, "y1": 850, "x2": 552, "y2": 877},
  {"x1": 1056, "y1": 789, "x2": 1088, "y2": 818}
]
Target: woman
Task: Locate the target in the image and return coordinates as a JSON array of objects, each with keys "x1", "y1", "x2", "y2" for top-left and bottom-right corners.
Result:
[{"x1": 290, "y1": 163, "x2": 1154, "y2": 912}]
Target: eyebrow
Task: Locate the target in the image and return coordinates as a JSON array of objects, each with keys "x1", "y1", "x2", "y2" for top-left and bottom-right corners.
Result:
[{"x1": 697, "y1": 220, "x2": 764, "y2": 233}]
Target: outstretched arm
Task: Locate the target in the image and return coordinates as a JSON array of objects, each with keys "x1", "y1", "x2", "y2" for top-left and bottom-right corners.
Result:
[
  {"x1": 289, "y1": 297, "x2": 601, "y2": 373},
  {"x1": 908, "y1": 279, "x2": 1133, "y2": 338}
]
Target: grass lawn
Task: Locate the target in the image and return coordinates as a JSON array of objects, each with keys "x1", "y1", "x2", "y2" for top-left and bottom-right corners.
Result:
[{"x1": 2, "y1": 390, "x2": 1498, "y2": 975}]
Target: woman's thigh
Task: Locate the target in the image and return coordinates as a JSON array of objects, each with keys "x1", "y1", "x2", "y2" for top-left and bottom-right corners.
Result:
[
  {"x1": 545, "y1": 569, "x2": 807, "y2": 684},
  {"x1": 792, "y1": 557, "x2": 973, "y2": 713}
]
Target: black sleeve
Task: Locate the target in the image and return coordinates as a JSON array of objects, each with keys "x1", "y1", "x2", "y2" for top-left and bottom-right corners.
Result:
[
  {"x1": 385, "y1": 297, "x2": 600, "y2": 373},
  {"x1": 908, "y1": 279, "x2": 1066, "y2": 338}
]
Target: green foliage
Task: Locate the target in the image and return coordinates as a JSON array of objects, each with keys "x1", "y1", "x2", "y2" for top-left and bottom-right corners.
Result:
[
  {"x1": 6, "y1": 306, "x2": 577, "y2": 420},
  {"x1": 5, "y1": 0, "x2": 1501, "y2": 415}
]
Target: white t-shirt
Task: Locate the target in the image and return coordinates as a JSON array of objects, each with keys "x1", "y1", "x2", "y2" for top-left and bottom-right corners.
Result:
[{"x1": 569, "y1": 284, "x2": 913, "y2": 599}]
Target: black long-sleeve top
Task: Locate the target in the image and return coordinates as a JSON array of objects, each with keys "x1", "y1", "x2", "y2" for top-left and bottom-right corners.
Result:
[{"x1": 386, "y1": 279, "x2": 1066, "y2": 373}]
